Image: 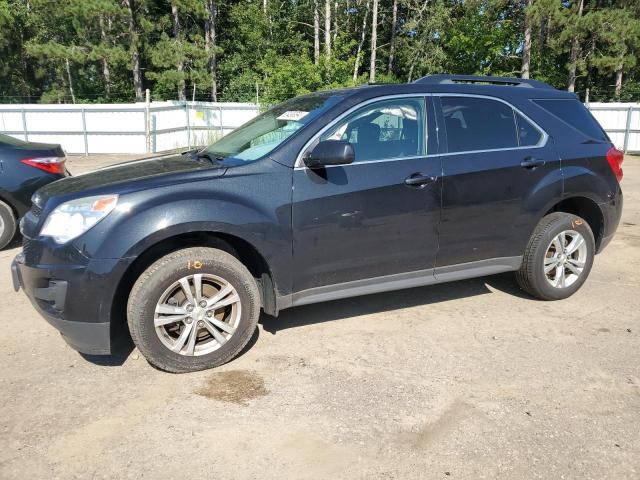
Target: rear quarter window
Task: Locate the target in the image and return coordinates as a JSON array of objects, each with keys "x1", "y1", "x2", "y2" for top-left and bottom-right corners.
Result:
[{"x1": 534, "y1": 99, "x2": 608, "y2": 141}]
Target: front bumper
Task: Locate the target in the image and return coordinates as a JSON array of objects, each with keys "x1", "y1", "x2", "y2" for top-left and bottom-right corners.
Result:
[{"x1": 12, "y1": 251, "x2": 132, "y2": 355}]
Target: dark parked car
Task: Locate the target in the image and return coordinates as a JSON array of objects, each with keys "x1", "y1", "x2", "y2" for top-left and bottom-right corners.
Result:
[
  {"x1": 12, "y1": 75, "x2": 623, "y2": 372},
  {"x1": 0, "y1": 134, "x2": 67, "y2": 249}
]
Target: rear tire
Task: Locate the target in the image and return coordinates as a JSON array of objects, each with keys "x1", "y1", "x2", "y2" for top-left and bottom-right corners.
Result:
[
  {"x1": 516, "y1": 212, "x2": 595, "y2": 300},
  {"x1": 127, "y1": 247, "x2": 261, "y2": 373},
  {"x1": 0, "y1": 200, "x2": 17, "y2": 250}
]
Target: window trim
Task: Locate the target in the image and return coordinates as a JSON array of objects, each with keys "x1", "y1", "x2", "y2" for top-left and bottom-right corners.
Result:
[
  {"x1": 514, "y1": 110, "x2": 543, "y2": 148},
  {"x1": 435, "y1": 93, "x2": 548, "y2": 156},
  {"x1": 294, "y1": 93, "x2": 549, "y2": 169},
  {"x1": 294, "y1": 94, "x2": 430, "y2": 169}
]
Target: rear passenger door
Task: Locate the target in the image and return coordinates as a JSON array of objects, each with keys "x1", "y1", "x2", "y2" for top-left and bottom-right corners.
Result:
[{"x1": 434, "y1": 95, "x2": 561, "y2": 270}]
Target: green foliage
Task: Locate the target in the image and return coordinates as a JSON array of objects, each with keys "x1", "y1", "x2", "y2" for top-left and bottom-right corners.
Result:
[{"x1": 0, "y1": 0, "x2": 639, "y2": 104}]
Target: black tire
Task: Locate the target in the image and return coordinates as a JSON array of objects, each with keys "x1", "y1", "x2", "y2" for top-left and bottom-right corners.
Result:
[
  {"x1": 127, "y1": 247, "x2": 261, "y2": 373},
  {"x1": 516, "y1": 212, "x2": 595, "y2": 300},
  {"x1": 0, "y1": 200, "x2": 17, "y2": 250}
]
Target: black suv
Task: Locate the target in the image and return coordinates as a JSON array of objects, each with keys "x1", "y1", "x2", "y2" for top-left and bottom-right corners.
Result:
[{"x1": 12, "y1": 75, "x2": 623, "y2": 372}]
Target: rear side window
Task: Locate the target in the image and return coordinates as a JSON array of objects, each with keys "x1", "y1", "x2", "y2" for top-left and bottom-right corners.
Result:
[
  {"x1": 515, "y1": 112, "x2": 543, "y2": 146},
  {"x1": 441, "y1": 97, "x2": 518, "y2": 153},
  {"x1": 534, "y1": 99, "x2": 607, "y2": 141}
]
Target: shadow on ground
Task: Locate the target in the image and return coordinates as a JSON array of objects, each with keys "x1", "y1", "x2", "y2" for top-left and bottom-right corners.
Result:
[
  {"x1": 79, "y1": 320, "x2": 261, "y2": 369},
  {"x1": 79, "y1": 332, "x2": 136, "y2": 367},
  {"x1": 260, "y1": 272, "x2": 535, "y2": 334},
  {"x1": 74, "y1": 272, "x2": 532, "y2": 366}
]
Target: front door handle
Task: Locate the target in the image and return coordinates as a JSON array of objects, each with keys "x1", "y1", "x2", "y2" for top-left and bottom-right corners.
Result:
[
  {"x1": 520, "y1": 157, "x2": 546, "y2": 169},
  {"x1": 405, "y1": 173, "x2": 437, "y2": 187}
]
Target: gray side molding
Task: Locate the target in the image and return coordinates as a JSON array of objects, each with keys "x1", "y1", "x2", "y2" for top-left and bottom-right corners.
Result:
[{"x1": 289, "y1": 256, "x2": 523, "y2": 308}]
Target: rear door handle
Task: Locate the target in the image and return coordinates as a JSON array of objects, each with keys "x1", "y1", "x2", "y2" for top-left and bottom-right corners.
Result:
[
  {"x1": 520, "y1": 157, "x2": 546, "y2": 169},
  {"x1": 405, "y1": 173, "x2": 437, "y2": 187}
]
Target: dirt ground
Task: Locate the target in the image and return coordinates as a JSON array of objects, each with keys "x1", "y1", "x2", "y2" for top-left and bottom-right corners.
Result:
[{"x1": 0, "y1": 154, "x2": 639, "y2": 480}]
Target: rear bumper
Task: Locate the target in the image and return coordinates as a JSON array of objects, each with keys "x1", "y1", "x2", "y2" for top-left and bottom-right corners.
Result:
[
  {"x1": 12, "y1": 251, "x2": 132, "y2": 355},
  {"x1": 596, "y1": 192, "x2": 623, "y2": 253}
]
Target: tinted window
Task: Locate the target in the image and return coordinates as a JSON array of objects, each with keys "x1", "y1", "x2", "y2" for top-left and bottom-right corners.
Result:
[
  {"x1": 321, "y1": 98, "x2": 426, "y2": 162},
  {"x1": 515, "y1": 112, "x2": 542, "y2": 146},
  {"x1": 534, "y1": 99, "x2": 607, "y2": 141},
  {"x1": 441, "y1": 97, "x2": 518, "y2": 153}
]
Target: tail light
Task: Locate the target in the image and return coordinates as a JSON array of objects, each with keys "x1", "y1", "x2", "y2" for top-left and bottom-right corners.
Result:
[
  {"x1": 606, "y1": 147, "x2": 624, "y2": 182},
  {"x1": 21, "y1": 156, "x2": 66, "y2": 175}
]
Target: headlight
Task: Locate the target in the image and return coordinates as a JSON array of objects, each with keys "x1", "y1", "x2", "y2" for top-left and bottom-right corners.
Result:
[{"x1": 40, "y1": 194, "x2": 118, "y2": 243}]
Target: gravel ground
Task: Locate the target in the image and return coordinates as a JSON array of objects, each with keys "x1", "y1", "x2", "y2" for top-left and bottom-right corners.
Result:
[{"x1": 0, "y1": 155, "x2": 638, "y2": 479}]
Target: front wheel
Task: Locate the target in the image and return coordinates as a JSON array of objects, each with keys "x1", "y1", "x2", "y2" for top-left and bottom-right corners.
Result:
[
  {"x1": 127, "y1": 247, "x2": 261, "y2": 373},
  {"x1": 516, "y1": 212, "x2": 595, "y2": 300},
  {"x1": 0, "y1": 200, "x2": 17, "y2": 250}
]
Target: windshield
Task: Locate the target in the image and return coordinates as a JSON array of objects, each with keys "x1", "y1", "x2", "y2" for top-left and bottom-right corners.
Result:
[{"x1": 203, "y1": 92, "x2": 344, "y2": 162}]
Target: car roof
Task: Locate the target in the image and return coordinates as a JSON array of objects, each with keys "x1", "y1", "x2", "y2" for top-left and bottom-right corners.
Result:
[{"x1": 317, "y1": 75, "x2": 576, "y2": 103}]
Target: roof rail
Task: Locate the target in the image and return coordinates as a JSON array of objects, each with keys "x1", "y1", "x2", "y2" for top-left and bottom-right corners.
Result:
[{"x1": 413, "y1": 74, "x2": 555, "y2": 90}]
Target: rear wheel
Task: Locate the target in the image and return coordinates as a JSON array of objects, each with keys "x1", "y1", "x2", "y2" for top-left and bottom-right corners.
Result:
[
  {"x1": 0, "y1": 200, "x2": 17, "y2": 250},
  {"x1": 127, "y1": 247, "x2": 261, "y2": 373},
  {"x1": 516, "y1": 212, "x2": 595, "y2": 300}
]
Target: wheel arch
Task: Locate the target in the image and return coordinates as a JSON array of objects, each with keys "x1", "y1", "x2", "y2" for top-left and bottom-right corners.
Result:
[
  {"x1": 544, "y1": 196, "x2": 605, "y2": 251},
  {"x1": 0, "y1": 192, "x2": 18, "y2": 217},
  {"x1": 109, "y1": 230, "x2": 278, "y2": 345}
]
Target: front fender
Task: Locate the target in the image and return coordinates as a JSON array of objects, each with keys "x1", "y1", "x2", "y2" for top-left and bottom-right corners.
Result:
[{"x1": 71, "y1": 164, "x2": 294, "y2": 296}]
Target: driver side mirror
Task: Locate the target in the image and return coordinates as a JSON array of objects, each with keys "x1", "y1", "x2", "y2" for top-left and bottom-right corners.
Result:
[{"x1": 304, "y1": 140, "x2": 355, "y2": 169}]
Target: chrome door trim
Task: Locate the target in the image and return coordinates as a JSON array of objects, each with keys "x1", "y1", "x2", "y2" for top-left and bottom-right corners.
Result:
[
  {"x1": 293, "y1": 92, "x2": 550, "y2": 170},
  {"x1": 436, "y1": 92, "x2": 549, "y2": 151}
]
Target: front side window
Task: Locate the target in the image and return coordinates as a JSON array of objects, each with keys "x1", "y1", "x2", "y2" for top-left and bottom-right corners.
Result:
[
  {"x1": 441, "y1": 96, "x2": 518, "y2": 153},
  {"x1": 203, "y1": 92, "x2": 344, "y2": 162},
  {"x1": 320, "y1": 97, "x2": 426, "y2": 162}
]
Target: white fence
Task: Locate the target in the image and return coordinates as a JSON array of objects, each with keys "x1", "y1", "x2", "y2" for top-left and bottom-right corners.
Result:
[
  {"x1": 0, "y1": 100, "x2": 638, "y2": 155},
  {"x1": 0, "y1": 101, "x2": 260, "y2": 155},
  {"x1": 586, "y1": 103, "x2": 640, "y2": 153}
]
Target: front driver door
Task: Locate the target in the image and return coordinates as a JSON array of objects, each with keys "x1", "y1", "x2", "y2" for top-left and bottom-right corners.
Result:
[{"x1": 291, "y1": 96, "x2": 442, "y2": 303}]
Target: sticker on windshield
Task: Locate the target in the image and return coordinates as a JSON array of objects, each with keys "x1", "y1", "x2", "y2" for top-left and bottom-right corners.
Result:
[{"x1": 277, "y1": 111, "x2": 308, "y2": 121}]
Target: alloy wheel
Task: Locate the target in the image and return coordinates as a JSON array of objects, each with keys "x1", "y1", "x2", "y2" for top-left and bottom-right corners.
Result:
[
  {"x1": 543, "y1": 230, "x2": 588, "y2": 289},
  {"x1": 153, "y1": 273, "x2": 241, "y2": 356}
]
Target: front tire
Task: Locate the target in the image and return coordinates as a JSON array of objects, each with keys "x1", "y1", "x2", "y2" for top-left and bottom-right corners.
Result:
[
  {"x1": 516, "y1": 212, "x2": 595, "y2": 300},
  {"x1": 127, "y1": 247, "x2": 261, "y2": 373},
  {"x1": 0, "y1": 200, "x2": 17, "y2": 250}
]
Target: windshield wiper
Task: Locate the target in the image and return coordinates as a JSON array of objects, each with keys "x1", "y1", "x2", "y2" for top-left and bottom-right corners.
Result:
[{"x1": 183, "y1": 149, "x2": 225, "y2": 165}]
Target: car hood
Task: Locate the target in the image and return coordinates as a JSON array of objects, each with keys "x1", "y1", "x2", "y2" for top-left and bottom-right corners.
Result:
[{"x1": 33, "y1": 153, "x2": 224, "y2": 207}]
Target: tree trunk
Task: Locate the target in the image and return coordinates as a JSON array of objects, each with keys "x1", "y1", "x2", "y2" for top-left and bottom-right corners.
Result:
[
  {"x1": 205, "y1": 0, "x2": 218, "y2": 101},
  {"x1": 333, "y1": 0, "x2": 338, "y2": 45},
  {"x1": 325, "y1": 0, "x2": 331, "y2": 58},
  {"x1": 387, "y1": 0, "x2": 397, "y2": 74},
  {"x1": 123, "y1": 0, "x2": 143, "y2": 101},
  {"x1": 368, "y1": 0, "x2": 378, "y2": 83},
  {"x1": 263, "y1": 0, "x2": 267, "y2": 14},
  {"x1": 99, "y1": 15, "x2": 111, "y2": 99},
  {"x1": 353, "y1": 0, "x2": 371, "y2": 82},
  {"x1": 585, "y1": 34, "x2": 595, "y2": 99},
  {"x1": 615, "y1": 63, "x2": 623, "y2": 98},
  {"x1": 172, "y1": 3, "x2": 186, "y2": 101},
  {"x1": 521, "y1": 0, "x2": 532, "y2": 79},
  {"x1": 65, "y1": 57, "x2": 76, "y2": 104},
  {"x1": 567, "y1": 0, "x2": 584, "y2": 92},
  {"x1": 314, "y1": 0, "x2": 320, "y2": 64}
]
